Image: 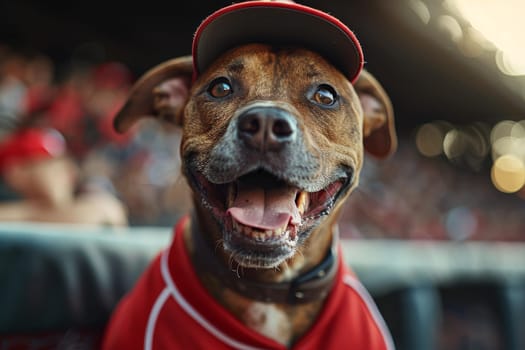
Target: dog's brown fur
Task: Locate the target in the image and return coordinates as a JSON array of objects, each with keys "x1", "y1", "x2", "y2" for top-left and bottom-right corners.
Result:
[{"x1": 114, "y1": 43, "x2": 396, "y2": 346}]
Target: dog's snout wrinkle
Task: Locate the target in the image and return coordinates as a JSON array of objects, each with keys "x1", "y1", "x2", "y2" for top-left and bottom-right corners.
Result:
[{"x1": 238, "y1": 107, "x2": 297, "y2": 152}]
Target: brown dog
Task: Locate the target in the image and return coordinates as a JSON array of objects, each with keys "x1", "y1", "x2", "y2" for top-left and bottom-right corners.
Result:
[{"x1": 103, "y1": 2, "x2": 396, "y2": 349}]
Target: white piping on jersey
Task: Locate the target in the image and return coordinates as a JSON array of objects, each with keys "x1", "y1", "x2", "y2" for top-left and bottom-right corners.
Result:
[
  {"x1": 343, "y1": 274, "x2": 396, "y2": 350},
  {"x1": 158, "y1": 241, "x2": 267, "y2": 350},
  {"x1": 144, "y1": 287, "x2": 170, "y2": 350}
]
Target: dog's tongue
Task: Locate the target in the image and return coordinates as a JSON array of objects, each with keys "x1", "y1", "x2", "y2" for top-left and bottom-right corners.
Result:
[{"x1": 227, "y1": 182, "x2": 301, "y2": 231}]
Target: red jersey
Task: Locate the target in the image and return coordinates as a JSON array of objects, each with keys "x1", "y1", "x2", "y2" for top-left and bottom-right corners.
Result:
[{"x1": 102, "y1": 218, "x2": 394, "y2": 349}]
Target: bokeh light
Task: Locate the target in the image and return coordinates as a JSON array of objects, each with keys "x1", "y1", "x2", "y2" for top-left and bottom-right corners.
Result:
[
  {"x1": 415, "y1": 122, "x2": 447, "y2": 157},
  {"x1": 511, "y1": 120, "x2": 525, "y2": 138},
  {"x1": 437, "y1": 15, "x2": 463, "y2": 43},
  {"x1": 490, "y1": 120, "x2": 515, "y2": 144},
  {"x1": 491, "y1": 154, "x2": 525, "y2": 193},
  {"x1": 490, "y1": 120, "x2": 525, "y2": 162},
  {"x1": 457, "y1": 27, "x2": 488, "y2": 58},
  {"x1": 409, "y1": 0, "x2": 431, "y2": 24},
  {"x1": 416, "y1": 119, "x2": 525, "y2": 195},
  {"x1": 492, "y1": 136, "x2": 525, "y2": 162},
  {"x1": 443, "y1": 129, "x2": 465, "y2": 160},
  {"x1": 446, "y1": 0, "x2": 525, "y2": 76},
  {"x1": 445, "y1": 206, "x2": 478, "y2": 241}
]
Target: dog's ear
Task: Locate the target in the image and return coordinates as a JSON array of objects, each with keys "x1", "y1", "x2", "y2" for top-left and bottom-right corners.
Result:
[
  {"x1": 113, "y1": 56, "x2": 193, "y2": 133},
  {"x1": 354, "y1": 70, "x2": 397, "y2": 158}
]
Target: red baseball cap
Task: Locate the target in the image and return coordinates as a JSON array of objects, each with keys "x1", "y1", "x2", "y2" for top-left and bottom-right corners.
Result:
[
  {"x1": 192, "y1": 1, "x2": 364, "y2": 83},
  {"x1": 0, "y1": 128, "x2": 66, "y2": 172}
]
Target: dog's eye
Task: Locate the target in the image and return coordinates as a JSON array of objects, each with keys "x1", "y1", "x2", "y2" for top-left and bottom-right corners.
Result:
[
  {"x1": 312, "y1": 85, "x2": 337, "y2": 106},
  {"x1": 208, "y1": 78, "x2": 233, "y2": 98}
]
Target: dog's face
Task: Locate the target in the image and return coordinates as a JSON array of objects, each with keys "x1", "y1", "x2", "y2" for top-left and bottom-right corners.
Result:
[
  {"x1": 114, "y1": 43, "x2": 395, "y2": 271},
  {"x1": 183, "y1": 44, "x2": 362, "y2": 268}
]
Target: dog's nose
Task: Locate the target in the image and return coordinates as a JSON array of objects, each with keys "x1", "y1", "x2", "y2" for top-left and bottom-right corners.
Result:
[{"x1": 238, "y1": 107, "x2": 297, "y2": 151}]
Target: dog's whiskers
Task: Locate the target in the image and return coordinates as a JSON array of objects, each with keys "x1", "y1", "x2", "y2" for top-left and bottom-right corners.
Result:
[
  {"x1": 215, "y1": 239, "x2": 225, "y2": 253},
  {"x1": 227, "y1": 253, "x2": 236, "y2": 271},
  {"x1": 277, "y1": 260, "x2": 289, "y2": 273}
]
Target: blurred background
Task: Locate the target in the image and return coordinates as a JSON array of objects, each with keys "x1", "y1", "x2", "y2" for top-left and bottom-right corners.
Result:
[{"x1": 1, "y1": 0, "x2": 524, "y2": 349}]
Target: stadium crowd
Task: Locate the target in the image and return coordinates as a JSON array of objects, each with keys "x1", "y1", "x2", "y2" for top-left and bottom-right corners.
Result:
[
  {"x1": 0, "y1": 44, "x2": 190, "y2": 226},
  {"x1": 1, "y1": 43, "x2": 523, "y2": 239}
]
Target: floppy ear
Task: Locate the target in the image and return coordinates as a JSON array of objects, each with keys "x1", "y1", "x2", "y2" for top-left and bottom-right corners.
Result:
[
  {"x1": 113, "y1": 56, "x2": 193, "y2": 133},
  {"x1": 354, "y1": 70, "x2": 397, "y2": 158}
]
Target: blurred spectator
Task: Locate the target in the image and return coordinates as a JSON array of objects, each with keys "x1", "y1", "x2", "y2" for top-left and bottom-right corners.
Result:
[
  {"x1": 0, "y1": 127, "x2": 128, "y2": 226},
  {"x1": 86, "y1": 62, "x2": 133, "y2": 146},
  {"x1": 0, "y1": 49, "x2": 27, "y2": 126},
  {"x1": 0, "y1": 43, "x2": 192, "y2": 226},
  {"x1": 22, "y1": 54, "x2": 55, "y2": 117},
  {"x1": 44, "y1": 61, "x2": 133, "y2": 158},
  {"x1": 85, "y1": 119, "x2": 192, "y2": 226}
]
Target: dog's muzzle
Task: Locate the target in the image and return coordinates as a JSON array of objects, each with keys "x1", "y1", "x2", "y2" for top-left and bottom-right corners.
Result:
[{"x1": 187, "y1": 103, "x2": 353, "y2": 269}]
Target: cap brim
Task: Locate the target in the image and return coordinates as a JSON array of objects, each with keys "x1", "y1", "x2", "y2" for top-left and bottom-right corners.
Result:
[{"x1": 193, "y1": 1, "x2": 364, "y2": 83}]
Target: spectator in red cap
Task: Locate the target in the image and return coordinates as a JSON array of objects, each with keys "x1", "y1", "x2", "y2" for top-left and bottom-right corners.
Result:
[{"x1": 0, "y1": 127, "x2": 128, "y2": 226}]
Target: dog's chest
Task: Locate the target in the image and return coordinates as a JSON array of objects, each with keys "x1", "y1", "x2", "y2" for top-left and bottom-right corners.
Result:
[{"x1": 243, "y1": 302, "x2": 290, "y2": 345}]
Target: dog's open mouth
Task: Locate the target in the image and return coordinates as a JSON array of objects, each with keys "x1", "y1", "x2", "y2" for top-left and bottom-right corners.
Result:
[{"x1": 191, "y1": 169, "x2": 348, "y2": 268}]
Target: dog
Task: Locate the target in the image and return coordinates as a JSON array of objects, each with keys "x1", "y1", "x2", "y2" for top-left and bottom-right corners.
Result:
[{"x1": 102, "y1": 1, "x2": 397, "y2": 349}]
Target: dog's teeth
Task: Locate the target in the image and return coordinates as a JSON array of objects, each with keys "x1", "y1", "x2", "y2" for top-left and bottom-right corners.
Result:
[
  {"x1": 289, "y1": 226, "x2": 297, "y2": 240},
  {"x1": 296, "y1": 192, "x2": 309, "y2": 215},
  {"x1": 232, "y1": 219, "x2": 298, "y2": 245},
  {"x1": 227, "y1": 183, "x2": 236, "y2": 207}
]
